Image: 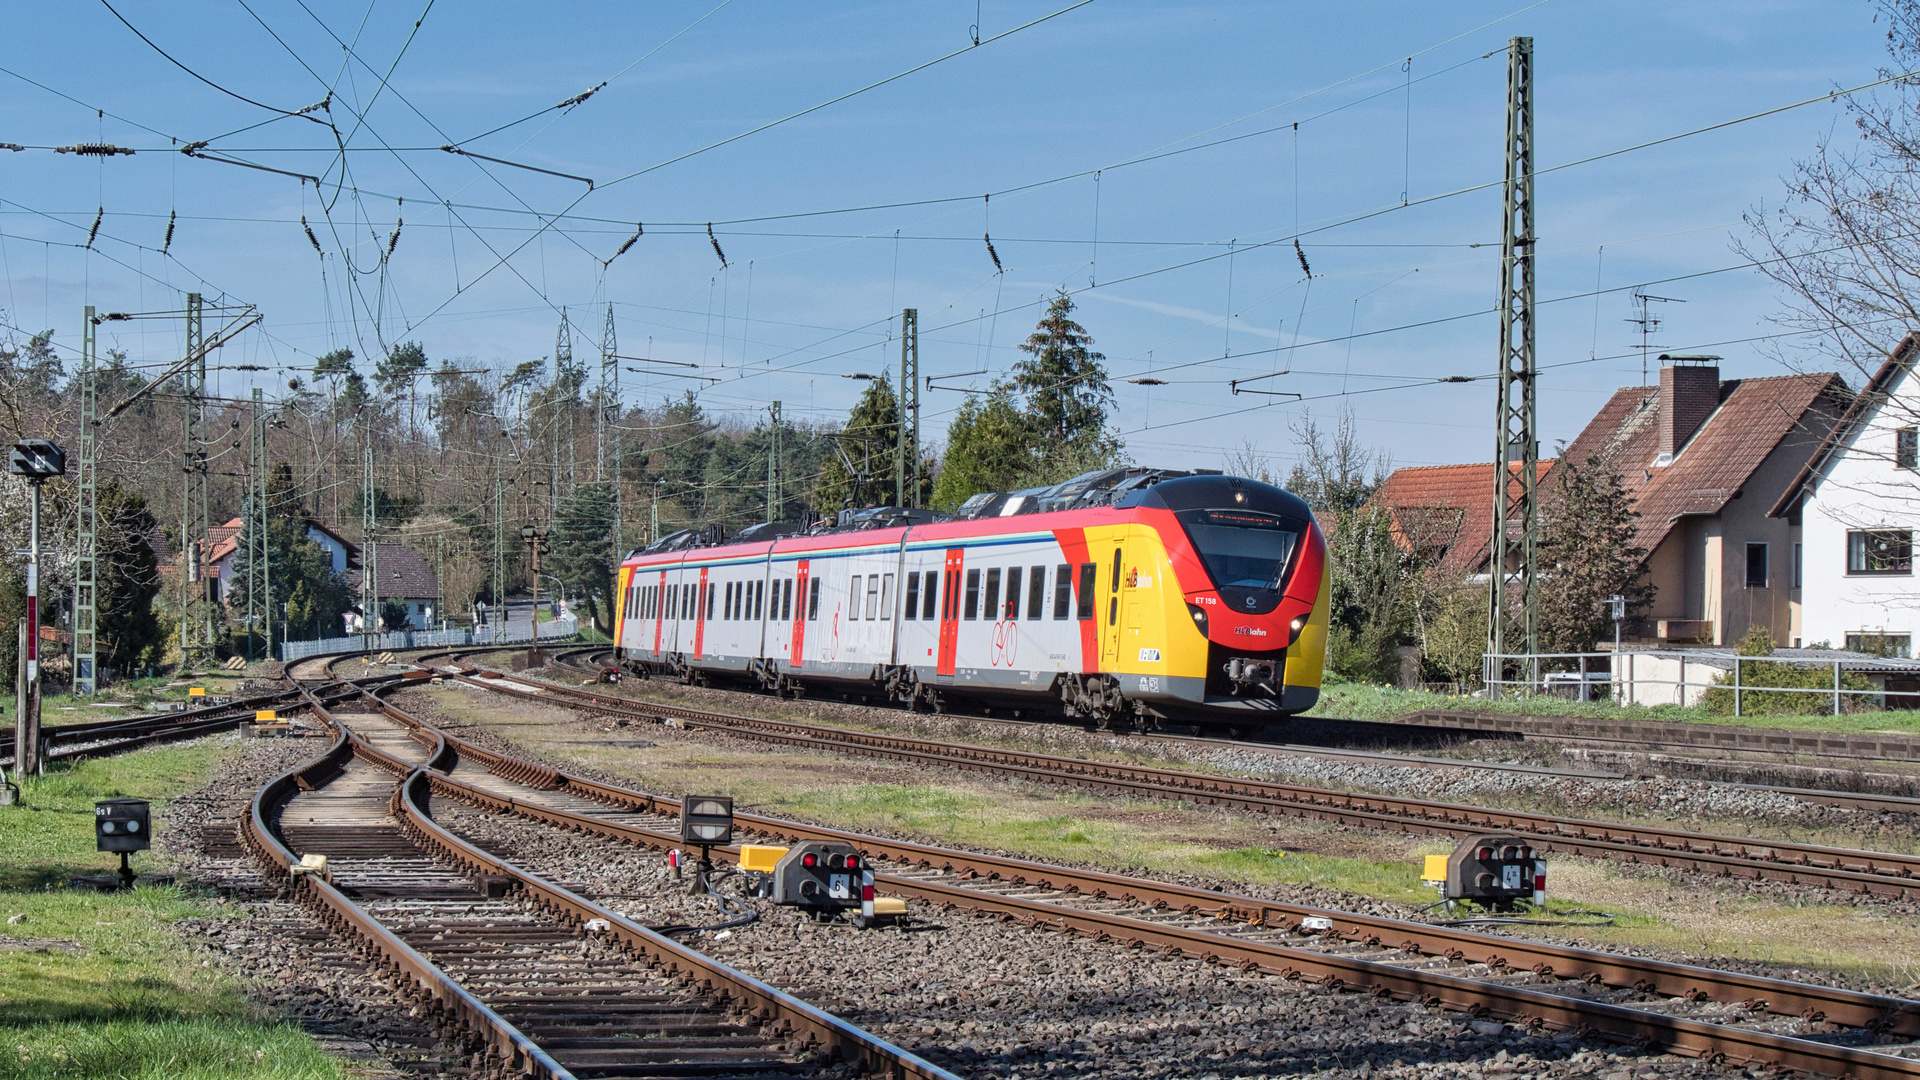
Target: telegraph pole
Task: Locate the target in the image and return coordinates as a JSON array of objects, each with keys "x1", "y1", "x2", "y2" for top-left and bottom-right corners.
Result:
[
  {"x1": 73, "y1": 308, "x2": 98, "y2": 693},
  {"x1": 897, "y1": 308, "x2": 920, "y2": 509},
  {"x1": 1487, "y1": 35, "x2": 1539, "y2": 695}
]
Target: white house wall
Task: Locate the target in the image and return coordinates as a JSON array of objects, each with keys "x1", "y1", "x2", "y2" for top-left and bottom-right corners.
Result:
[{"x1": 1802, "y1": 364, "x2": 1920, "y2": 651}]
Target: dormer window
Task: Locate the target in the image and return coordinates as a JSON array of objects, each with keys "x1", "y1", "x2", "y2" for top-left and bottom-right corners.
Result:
[{"x1": 1897, "y1": 427, "x2": 1917, "y2": 470}]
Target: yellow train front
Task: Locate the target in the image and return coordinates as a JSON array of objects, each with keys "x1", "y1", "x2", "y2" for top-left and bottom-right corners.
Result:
[{"x1": 613, "y1": 469, "x2": 1328, "y2": 733}]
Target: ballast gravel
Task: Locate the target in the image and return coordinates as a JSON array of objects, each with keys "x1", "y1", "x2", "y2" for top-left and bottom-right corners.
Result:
[{"x1": 432, "y1": 797, "x2": 1738, "y2": 1080}]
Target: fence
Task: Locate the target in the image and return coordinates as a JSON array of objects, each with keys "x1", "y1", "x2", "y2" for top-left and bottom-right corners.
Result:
[
  {"x1": 278, "y1": 614, "x2": 580, "y2": 663},
  {"x1": 1483, "y1": 649, "x2": 1915, "y2": 716}
]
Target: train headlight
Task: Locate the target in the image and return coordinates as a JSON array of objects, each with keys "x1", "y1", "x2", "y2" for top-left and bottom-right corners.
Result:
[
  {"x1": 1288, "y1": 615, "x2": 1305, "y2": 641},
  {"x1": 1186, "y1": 603, "x2": 1208, "y2": 636}
]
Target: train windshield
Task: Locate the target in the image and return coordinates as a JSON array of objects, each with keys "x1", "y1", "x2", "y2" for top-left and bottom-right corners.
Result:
[{"x1": 1177, "y1": 509, "x2": 1300, "y2": 591}]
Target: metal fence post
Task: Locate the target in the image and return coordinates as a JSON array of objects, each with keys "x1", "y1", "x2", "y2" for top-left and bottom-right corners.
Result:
[
  {"x1": 1733, "y1": 657, "x2": 1742, "y2": 717},
  {"x1": 1833, "y1": 660, "x2": 1842, "y2": 716}
]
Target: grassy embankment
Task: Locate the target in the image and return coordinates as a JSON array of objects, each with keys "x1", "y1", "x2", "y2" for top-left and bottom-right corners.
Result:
[
  {"x1": 0, "y1": 742, "x2": 343, "y2": 1080},
  {"x1": 1309, "y1": 678, "x2": 1920, "y2": 735}
]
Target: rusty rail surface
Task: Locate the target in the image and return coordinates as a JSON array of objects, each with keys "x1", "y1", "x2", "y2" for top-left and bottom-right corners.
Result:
[
  {"x1": 354, "y1": 676, "x2": 1920, "y2": 1078},
  {"x1": 447, "y1": 665, "x2": 1920, "y2": 899},
  {"x1": 282, "y1": 665, "x2": 958, "y2": 1080}
]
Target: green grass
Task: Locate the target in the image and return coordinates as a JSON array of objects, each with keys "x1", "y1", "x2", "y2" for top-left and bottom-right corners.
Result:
[
  {"x1": 0, "y1": 743, "x2": 346, "y2": 1080},
  {"x1": 770, "y1": 782, "x2": 1443, "y2": 904},
  {"x1": 1308, "y1": 677, "x2": 1920, "y2": 736}
]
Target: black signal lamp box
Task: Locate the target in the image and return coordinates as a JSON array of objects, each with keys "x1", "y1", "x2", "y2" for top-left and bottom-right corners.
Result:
[
  {"x1": 680, "y1": 794, "x2": 734, "y2": 846},
  {"x1": 95, "y1": 798, "x2": 152, "y2": 854}
]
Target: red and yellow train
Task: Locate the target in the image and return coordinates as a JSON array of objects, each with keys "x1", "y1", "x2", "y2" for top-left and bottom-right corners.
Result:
[{"x1": 613, "y1": 469, "x2": 1328, "y2": 731}]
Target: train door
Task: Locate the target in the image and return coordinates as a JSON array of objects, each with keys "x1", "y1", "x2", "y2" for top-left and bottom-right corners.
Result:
[
  {"x1": 652, "y1": 570, "x2": 667, "y2": 656},
  {"x1": 1099, "y1": 543, "x2": 1125, "y2": 667},
  {"x1": 789, "y1": 560, "x2": 810, "y2": 668},
  {"x1": 936, "y1": 547, "x2": 964, "y2": 676},
  {"x1": 693, "y1": 566, "x2": 709, "y2": 660}
]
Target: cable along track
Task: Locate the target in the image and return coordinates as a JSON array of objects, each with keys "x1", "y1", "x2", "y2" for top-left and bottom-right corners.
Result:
[
  {"x1": 461, "y1": 662, "x2": 1920, "y2": 900},
  {"x1": 246, "y1": 669, "x2": 955, "y2": 1080},
  {"x1": 367, "y1": 664, "x2": 1920, "y2": 1078}
]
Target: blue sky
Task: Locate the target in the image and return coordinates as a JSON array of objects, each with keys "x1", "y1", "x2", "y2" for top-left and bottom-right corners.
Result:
[{"x1": 0, "y1": 0, "x2": 1893, "y2": 476}]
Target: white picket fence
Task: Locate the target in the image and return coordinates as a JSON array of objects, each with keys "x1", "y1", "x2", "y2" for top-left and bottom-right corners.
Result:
[{"x1": 278, "y1": 614, "x2": 580, "y2": 662}]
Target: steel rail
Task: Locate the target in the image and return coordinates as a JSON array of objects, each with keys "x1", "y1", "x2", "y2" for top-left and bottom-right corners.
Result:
[
  {"x1": 451, "y1": 667, "x2": 1920, "y2": 899},
  {"x1": 243, "y1": 674, "x2": 575, "y2": 1080},
  {"x1": 353, "y1": 680, "x2": 1920, "y2": 1078},
  {"x1": 297, "y1": 663, "x2": 959, "y2": 1080}
]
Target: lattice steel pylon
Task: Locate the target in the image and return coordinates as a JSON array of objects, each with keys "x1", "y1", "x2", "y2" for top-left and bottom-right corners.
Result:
[
  {"x1": 598, "y1": 303, "x2": 622, "y2": 559},
  {"x1": 767, "y1": 400, "x2": 781, "y2": 522},
  {"x1": 492, "y1": 465, "x2": 505, "y2": 644},
  {"x1": 72, "y1": 307, "x2": 98, "y2": 693},
  {"x1": 896, "y1": 308, "x2": 920, "y2": 509},
  {"x1": 245, "y1": 388, "x2": 271, "y2": 660},
  {"x1": 1486, "y1": 35, "x2": 1538, "y2": 695},
  {"x1": 180, "y1": 293, "x2": 213, "y2": 668},
  {"x1": 556, "y1": 307, "x2": 575, "y2": 499},
  {"x1": 361, "y1": 437, "x2": 378, "y2": 646}
]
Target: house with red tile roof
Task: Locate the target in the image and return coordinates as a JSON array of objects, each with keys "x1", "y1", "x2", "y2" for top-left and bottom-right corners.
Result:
[
  {"x1": 1554, "y1": 358, "x2": 1847, "y2": 646},
  {"x1": 203, "y1": 518, "x2": 358, "y2": 602},
  {"x1": 1373, "y1": 357, "x2": 1849, "y2": 648}
]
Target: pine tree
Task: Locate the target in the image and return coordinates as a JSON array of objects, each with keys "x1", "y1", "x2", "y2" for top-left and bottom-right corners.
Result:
[
  {"x1": 1536, "y1": 454, "x2": 1654, "y2": 653},
  {"x1": 548, "y1": 481, "x2": 617, "y2": 634},
  {"x1": 1012, "y1": 290, "x2": 1116, "y2": 453},
  {"x1": 227, "y1": 464, "x2": 354, "y2": 642},
  {"x1": 930, "y1": 390, "x2": 1036, "y2": 510},
  {"x1": 95, "y1": 479, "x2": 164, "y2": 672}
]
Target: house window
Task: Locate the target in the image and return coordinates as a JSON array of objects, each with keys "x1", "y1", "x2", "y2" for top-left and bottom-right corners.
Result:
[
  {"x1": 903, "y1": 574, "x2": 920, "y2": 620},
  {"x1": 1847, "y1": 530, "x2": 1913, "y2": 575},
  {"x1": 1899, "y1": 427, "x2": 1918, "y2": 470},
  {"x1": 1745, "y1": 543, "x2": 1768, "y2": 589},
  {"x1": 1793, "y1": 543, "x2": 1803, "y2": 590},
  {"x1": 1846, "y1": 632, "x2": 1913, "y2": 659}
]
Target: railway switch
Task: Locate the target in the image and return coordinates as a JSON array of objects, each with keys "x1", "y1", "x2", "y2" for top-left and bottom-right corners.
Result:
[
  {"x1": 772, "y1": 841, "x2": 864, "y2": 915},
  {"x1": 1439, "y1": 833, "x2": 1545, "y2": 911},
  {"x1": 94, "y1": 798, "x2": 149, "y2": 889}
]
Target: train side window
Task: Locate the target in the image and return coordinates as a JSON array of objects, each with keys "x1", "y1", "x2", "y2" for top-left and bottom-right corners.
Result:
[
  {"x1": 903, "y1": 573, "x2": 921, "y2": 620},
  {"x1": 964, "y1": 569, "x2": 981, "y2": 620},
  {"x1": 686, "y1": 585, "x2": 696, "y2": 621},
  {"x1": 1027, "y1": 565, "x2": 1046, "y2": 620},
  {"x1": 848, "y1": 576, "x2": 861, "y2": 620},
  {"x1": 1076, "y1": 563, "x2": 1096, "y2": 620},
  {"x1": 924, "y1": 571, "x2": 940, "y2": 620},
  {"x1": 1054, "y1": 564, "x2": 1071, "y2": 619},
  {"x1": 706, "y1": 582, "x2": 716, "y2": 621},
  {"x1": 1003, "y1": 567, "x2": 1022, "y2": 620},
  {"x1": 1111, "y1": 548, "x2": 1123, "y2": 591},
  {"x1": 865, "y1": 575, "x2": 881, "y2": 620},
  {"x1": 667, "y1": 584, "x2": 677, "y2": 620},
  {"x1": 983, "y1": 568, "x2": 1001, "y2": 622},
  {"x1": 809, "y1": 576, "x2": 821, "y2": 620},
  {"x1": 754, "y1": 581, "x2": 764, "y2": 621},
  {"x1": 782, "y1": 579, "x2": 794, "y2": 621},
  {"x1": 880, "y1": 574, "x2": 894, "y2": 620}
]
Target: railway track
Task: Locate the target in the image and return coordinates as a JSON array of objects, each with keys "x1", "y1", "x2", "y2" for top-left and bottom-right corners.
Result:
[
  {"x1": 542, "y1": 646, "x2": 1920, "y2": 818},
  {"x1": 249, "y1": 663, "x2": 955, "y2": 1080},
  {"x1": 442, "y1": 657, "x2": 1920, "y2": 902},
  {"x1": 349, "y1": 655, "x2": 1920, "y2": 1077}
]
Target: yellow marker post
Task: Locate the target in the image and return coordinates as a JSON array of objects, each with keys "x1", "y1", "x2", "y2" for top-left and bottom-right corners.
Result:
[
  {"x1": 254, "y1": 710, "x2": 277, "y2": 724},
  {"x1": 188, "y1": 687, "x2": 206, "y2": 698},
  {"x1": 1421, "y1": 854, "x2": 1449, "y2": 885}
]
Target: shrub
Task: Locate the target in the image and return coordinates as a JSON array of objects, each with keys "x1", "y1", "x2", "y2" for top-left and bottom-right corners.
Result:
[{"x1": 1701, "y1": 630, "x2": 1875, "y2": 716}]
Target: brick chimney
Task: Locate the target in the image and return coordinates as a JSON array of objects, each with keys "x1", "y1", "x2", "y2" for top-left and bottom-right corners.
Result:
[{"x1": 1658, "y1": 355, "x2": 1721, "y2": 458}]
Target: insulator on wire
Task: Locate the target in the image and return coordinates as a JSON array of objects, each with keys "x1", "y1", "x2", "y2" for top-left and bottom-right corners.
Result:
[
  {"x1": 387, "y1": 218, "x2": 403, "y2": 258},
  {"x1": 86, "y1": 207, "x2": 103, "y2": 249},
  {"x1": 302, "y1": 215, "x2": 323, "y2": 256},
  {"x1": 608, "y1": 223, "x2": 642, "y2": 265},
  {"x1": 706, "y1": 223, "x2": 727, "y2": 268},
  {"x1": 1294, "y1": 239, "x2": 1311, "y2": 278},
  {"x1": 162, "y1": 209, "x2": 176, "y2": 255},
  {"x1": 984, "y1": 233, "x2": 1003, "y2": 274}
]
